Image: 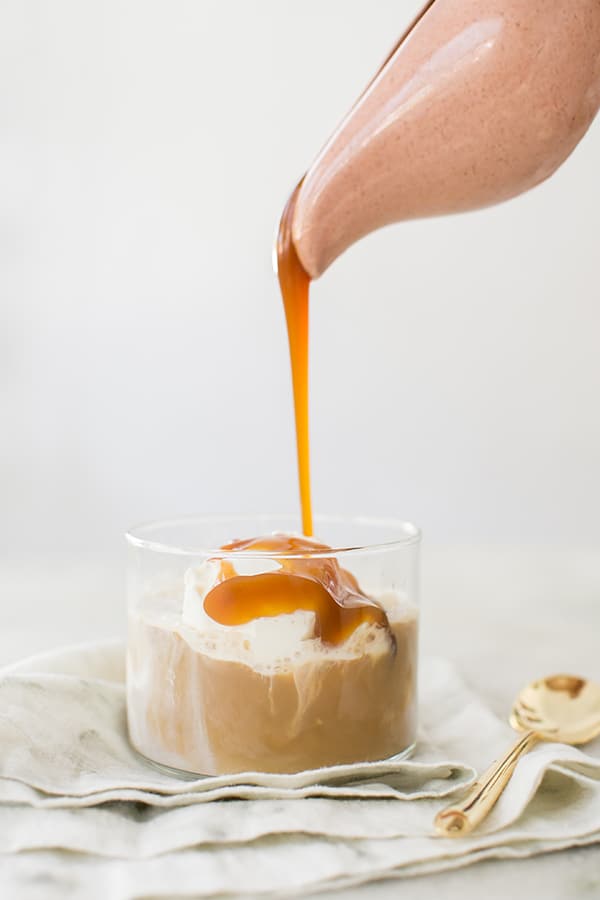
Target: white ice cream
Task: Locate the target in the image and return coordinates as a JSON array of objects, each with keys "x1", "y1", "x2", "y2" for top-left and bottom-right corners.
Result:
[
  {"x1": 182, "y1": 559, "x2": 317, "y2": 665},
  {"x1": 129, "y1": 556, "x2": 414, "y2": 676}
]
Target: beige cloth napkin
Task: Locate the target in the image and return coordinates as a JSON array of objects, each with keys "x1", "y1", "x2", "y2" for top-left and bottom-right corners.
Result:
[{"x1": 0, "y1": 640, "x2": 599, "y2": 898}]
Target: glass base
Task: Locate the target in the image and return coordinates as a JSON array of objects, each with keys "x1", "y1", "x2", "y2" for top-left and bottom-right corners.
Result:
[{"x1": 132, "y1": 741, "x2": 417, "y2": 781}]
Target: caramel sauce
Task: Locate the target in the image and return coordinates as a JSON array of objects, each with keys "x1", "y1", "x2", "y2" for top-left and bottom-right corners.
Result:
[
  {"x1": 274, "y1": 10, "x2": 433, "y2": 538},
  {"x1": 204, "y1": 40, "x2": 441, "y2": 644},
  {"x1": 201, "y1": 220, "x2": 394, "y2": 645},
  {"x1": 203, "y1": 534, "x2": 392, "y2": 647},
  {"x1": 276, "y1": 181, "x2": 313, "y2": 537},
  {"x1": 273, "y1": 20, "x2": 424, "y2": 538}
]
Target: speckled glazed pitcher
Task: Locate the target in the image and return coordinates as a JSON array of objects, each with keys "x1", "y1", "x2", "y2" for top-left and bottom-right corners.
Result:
[{"x1": 292, "y1": 0, "x2": 600, "y2": 278}]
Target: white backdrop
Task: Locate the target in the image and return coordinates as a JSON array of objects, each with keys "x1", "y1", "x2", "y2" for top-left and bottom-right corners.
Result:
[{"x1": 2, "y1": 0, "x2": 599, "y2": 558}]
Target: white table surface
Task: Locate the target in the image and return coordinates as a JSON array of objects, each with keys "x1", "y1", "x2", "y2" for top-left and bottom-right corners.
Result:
[{"x1": 2, "y1": 546, "x2": 599, "y2": 899}]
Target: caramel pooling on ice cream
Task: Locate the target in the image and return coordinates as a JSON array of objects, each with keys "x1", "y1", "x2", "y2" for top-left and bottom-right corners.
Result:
[{"x1": 204, "y1": 534, "x2": 391, "y2": 646}]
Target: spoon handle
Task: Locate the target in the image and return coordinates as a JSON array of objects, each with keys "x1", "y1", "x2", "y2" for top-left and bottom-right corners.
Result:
[{"x1": 434, "y1": 730, "x2": 537, "y2": 837}]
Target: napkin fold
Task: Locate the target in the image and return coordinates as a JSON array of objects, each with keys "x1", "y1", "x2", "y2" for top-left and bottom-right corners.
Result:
[{"x1": 0, "y1": 640, "x2": 599, "y2": 899}]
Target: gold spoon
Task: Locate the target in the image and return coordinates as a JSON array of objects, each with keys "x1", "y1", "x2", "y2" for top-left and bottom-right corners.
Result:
[{"x1": 434, "y1": 673, "x2": 600, "y2": 837}]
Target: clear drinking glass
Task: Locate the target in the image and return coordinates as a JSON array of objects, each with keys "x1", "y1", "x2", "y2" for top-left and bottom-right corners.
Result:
[{"x1": 126, "y1": 514, "x2": 420, "y2": 776}]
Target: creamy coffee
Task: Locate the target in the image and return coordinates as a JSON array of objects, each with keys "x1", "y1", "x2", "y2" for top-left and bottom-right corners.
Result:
[
  {"x1": 128, "y1": 608, "x2": 417, "y2": 775},
  {"x1": 127, "y1": 535, "x2": 417, "y2": 774}
]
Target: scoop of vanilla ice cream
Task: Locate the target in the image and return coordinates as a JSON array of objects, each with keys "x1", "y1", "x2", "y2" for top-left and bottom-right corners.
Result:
[{"x1": 182, "y1": 559, "x2": 317, "y2": 664}]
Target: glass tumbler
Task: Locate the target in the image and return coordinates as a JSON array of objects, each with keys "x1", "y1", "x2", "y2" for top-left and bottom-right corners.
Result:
[{"x1": 126, "y1": 514, "x2": 420, "y2": 776}]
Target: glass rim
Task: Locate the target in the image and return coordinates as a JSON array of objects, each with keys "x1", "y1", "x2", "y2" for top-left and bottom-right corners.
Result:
[{"x1": 125, "y1": 514, "x2": 421, "y2": 558}]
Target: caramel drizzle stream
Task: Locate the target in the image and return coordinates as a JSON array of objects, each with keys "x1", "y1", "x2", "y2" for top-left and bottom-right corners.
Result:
[
  {"x1": 275, "y1": 1, "x2": 436, "y2": 536},
  {"x1": 276, "y1": 180, "x2": 313, "y2": 536}
]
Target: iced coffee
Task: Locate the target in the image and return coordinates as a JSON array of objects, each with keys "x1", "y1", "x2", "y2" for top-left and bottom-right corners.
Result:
[{"x1": 126, "y1": 518, "x2": 419, "y2": 775}]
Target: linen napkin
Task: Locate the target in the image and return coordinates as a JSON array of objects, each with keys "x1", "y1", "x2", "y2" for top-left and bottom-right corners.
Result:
[{"x1": 0, "y1": 641, "x2": 599, "y2": 900}]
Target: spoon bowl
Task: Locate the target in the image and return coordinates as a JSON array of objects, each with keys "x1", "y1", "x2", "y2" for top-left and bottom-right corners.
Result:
[{"x1": 510, "y1": 674, "x2": 600, "y2": 744}]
